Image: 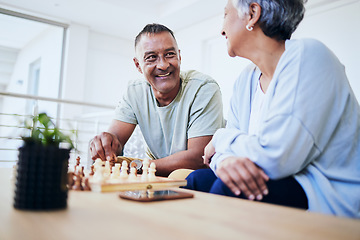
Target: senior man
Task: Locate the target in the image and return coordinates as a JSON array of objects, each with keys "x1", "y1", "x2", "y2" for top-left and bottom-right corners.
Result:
[{"x1": 89, "y1": 23, "x2": 224, "y2": 176}]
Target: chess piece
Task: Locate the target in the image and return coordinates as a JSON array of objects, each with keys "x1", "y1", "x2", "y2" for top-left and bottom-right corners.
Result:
[
  {"x1": 89, "y1": 165, "x2": 95, "y2": 176},
  {"x1": 93, "y1": 159, "x2": 105, "y2": 183},
  {"x1": 72, "y1": 171, "x2": 83, "y2": 191},
  {"x1": 74, "y1": 156, "x2": 81, "y2": 172},
  {"x1": 120, "y1": 160, "x2": 128, "y2": 179},
  {"x1": 93, "y1": 158, "x2": 103, "y2": 172},
  {"x1": 104, "y1": 160, "x2": 111, "y2": 178},
  {"x1": 83, "y1": 178, "x2": 91, "y2": 191},
  {"x1": 141, "y1": 158, "x2": 149, "y2": 181},
  {"x1": 110, "y1": 163, "x2": 121, "y2": 179},
  {"x1": 148, "y1": 162, "x2": 157, "y2": 181},
  {"x1": 128, "y1": 167, "x2": 137, "y2": 182}
]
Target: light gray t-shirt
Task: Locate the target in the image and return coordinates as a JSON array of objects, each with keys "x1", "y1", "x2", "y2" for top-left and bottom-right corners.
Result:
[{"x1": 115, "y1": 70, "x2": 225, "y2": 159}]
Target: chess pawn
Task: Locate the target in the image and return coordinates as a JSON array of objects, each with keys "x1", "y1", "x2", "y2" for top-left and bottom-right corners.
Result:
[
  {"x1": 72, "y1": 171, "x2": 83, "y2": 191},
  {"x1": 111, "y1": 163, "x2": 121, "y2": 179},
  {"x1": 83, "y1": 178, "x2": 91, "y2": 191},
  {"x1": 120, "y1": 160, "x2": 128, "y2": 179},
  {"x1": 148, "y1": 162, "x2": 157, "y2": 181},
  {"x1": 141, "y1": 166, "x2": 148, "y2": 182},
  {"x1": 141, "y1": 158, "x2": 149, "y2": 181},
  {"x1": 128, "y1": 167, "x2": 137, "y2": 182},
  {"x1": 104, "y1": 160, "x2": 111, "y2": 178}
]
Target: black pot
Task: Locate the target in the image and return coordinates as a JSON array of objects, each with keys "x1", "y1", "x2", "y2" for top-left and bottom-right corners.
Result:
[{"x1": 14, "y1": 143, "x2": 70, "y2": 210}]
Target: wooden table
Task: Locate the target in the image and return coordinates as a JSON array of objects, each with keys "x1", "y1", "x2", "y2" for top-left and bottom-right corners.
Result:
[{"x1": 1, "y1": 168, "x2": 359, "y2": 240}]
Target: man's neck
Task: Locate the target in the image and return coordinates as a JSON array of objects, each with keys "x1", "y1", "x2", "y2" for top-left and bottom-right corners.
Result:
[{"x1": 153, "y1": 81, "x2": 181, "y2": 107}]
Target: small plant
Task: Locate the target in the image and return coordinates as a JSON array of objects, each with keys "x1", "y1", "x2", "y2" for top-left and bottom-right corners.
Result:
[{"x1": 22, "y1": 112, "x2": 74, "y2": 149}]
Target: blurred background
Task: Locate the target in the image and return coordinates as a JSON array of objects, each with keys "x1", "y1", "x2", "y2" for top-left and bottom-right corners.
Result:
[{"x1": 0, "y1": 0, "x2": 359, "y2": 168}]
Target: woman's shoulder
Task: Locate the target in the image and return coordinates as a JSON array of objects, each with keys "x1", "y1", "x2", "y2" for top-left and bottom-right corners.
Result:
[{"x1": 286, "y1": 38, "x2": 334, "y2": 59}]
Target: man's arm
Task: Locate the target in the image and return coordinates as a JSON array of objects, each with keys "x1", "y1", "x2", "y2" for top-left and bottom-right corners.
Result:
[
  {"x1": 89, "y1": 120, "x2": 136, "y2": 161},
  {"x1": 152, "y1": 135, "x2": 212, "y2": 177}
]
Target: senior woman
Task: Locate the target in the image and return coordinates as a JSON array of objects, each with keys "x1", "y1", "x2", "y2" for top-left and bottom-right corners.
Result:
[{"x1": 185, "y1": 0, "x2": 360, "y2": 218}]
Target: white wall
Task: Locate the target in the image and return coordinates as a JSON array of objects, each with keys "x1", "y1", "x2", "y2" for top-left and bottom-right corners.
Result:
[
  {"x1": 176, "y1": 1, "x2": 360, "y2": 119},
  {"x1": 84, "y1": 31, "x2": 140, "y2": 107},
  {"x1": 60, "y1": 1, "x2": 360, "y2": 121}
]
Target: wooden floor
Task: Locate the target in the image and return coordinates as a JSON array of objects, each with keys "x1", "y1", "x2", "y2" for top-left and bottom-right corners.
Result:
[{"x1": 1, "y1": 168, "x2": 359, "y2": 240}]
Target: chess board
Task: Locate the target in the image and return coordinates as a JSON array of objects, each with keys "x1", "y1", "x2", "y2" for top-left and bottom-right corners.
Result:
[{"x1": 89, "y1": 175, "x2": 187, "y2": 193}]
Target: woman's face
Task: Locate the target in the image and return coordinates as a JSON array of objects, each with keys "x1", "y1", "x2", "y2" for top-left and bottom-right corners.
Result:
[{"x1": 221, "y1": 0, "x2": 249, "y2": 58}]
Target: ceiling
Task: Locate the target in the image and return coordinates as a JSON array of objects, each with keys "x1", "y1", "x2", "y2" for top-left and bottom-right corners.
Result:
[
  {"x1": 0, "y1": 0, "x2": 225, "y2": 41},
  {"x1": 0, "y1": 0, "x2": 355, "y2": 49}
]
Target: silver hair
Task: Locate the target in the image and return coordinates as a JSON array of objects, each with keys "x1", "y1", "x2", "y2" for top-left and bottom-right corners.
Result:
[{"x1": 232, "y1": 0, "x2": 307, "y2": 40}]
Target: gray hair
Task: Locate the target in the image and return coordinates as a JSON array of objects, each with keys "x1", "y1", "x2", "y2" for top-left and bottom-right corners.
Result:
[
  {"x1": 135, "y1": 23, "x2": 177, "y2": 49},
  {"x1": 232, "y1": 0, "x2": 307, "y2": 40}
]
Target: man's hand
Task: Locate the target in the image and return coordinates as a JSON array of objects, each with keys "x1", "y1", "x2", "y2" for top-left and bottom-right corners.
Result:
[
  {"x1": 89, "y1": 132, "x2": 121, "y2": 161},
  {"x1": 216, "y1": 156, "x2": 269, "y2": 201},
  {"x1": 203, "y1": 140, "x2": 215, "y2": 165}
]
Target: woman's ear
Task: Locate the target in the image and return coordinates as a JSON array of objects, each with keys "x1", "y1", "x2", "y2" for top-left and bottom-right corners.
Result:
[{"x1": 248, "y1": 3, "x2": 261, "y2": 27}]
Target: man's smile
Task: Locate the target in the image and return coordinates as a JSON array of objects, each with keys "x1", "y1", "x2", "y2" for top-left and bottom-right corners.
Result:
[{"x1": 157, "y1": 72, "x2": 171, "y2": 77}]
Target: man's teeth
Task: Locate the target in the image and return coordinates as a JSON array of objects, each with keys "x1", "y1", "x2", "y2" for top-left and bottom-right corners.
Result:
[{"x1": 157, "y1": 72, "x2": 170, "y2": 77}]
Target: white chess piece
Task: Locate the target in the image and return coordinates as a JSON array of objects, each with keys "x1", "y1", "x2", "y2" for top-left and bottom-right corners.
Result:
[
  {"x1": 141, "y1": 159, "x2": 149, "y2": 182},
  {"x1": 148, "y1": 162, "x2": 157, "y2": 181},
  {"x1": 110, "y1": 163, "x2": 121, "y2": 179},
  {"x1": 128, "y1": 167, "x2": 137, "y2": 182},
  {"x1": 93, "y1": 163, "x2": 105, "y2": 184},
  {"x1": 120, "y1": 160, "x2": 128, "y2": 179},
  {"x1": 104, "y1": 160, "x2": 111, "y2": 178}
]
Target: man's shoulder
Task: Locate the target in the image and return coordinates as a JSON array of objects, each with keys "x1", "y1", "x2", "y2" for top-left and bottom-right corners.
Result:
[
  {"x1": 180, "y1": 70, "x2": 218, "y2": 86},
  {"x1": 127, "y1": 78, "x2": 149, "y2": 86},
  {"x1": 125, "y1": 78, "x2": 150, "y2": 92}
]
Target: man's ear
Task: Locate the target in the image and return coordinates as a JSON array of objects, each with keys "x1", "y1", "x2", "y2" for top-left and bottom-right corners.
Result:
[
  {"x1": 178, "y1": 49, "x2": 181, "y2": 64},
  {"x1": 133, "y1": 57, "x2": 143, "y2": 74},
  {"x1": 248, "y1": 3, "x2": 261, "y2": 27}
]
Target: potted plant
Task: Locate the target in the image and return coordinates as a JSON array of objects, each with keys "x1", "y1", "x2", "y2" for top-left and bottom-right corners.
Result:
[{"x1": 14, "y1": 113, "x2": 74, "y2": 210}]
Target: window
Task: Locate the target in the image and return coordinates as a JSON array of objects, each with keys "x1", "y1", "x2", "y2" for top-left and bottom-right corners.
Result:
[{"x1": 0, "y1": 8, "x2": 68, "y2": 166}]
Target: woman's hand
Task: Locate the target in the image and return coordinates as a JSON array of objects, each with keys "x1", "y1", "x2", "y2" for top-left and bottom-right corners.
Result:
[{"x1": 216, "y1": 156, "x2": 269, "y2": 200}]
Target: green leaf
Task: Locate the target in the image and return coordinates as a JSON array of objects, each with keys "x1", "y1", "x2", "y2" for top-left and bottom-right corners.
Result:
[{"x1": 21, "y1": 112, "x2": 74, "y2": 150}]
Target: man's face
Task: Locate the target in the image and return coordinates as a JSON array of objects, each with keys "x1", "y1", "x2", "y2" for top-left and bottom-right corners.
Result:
[{"x1": 134, "y1": 32, "x2": 181, "y2": 97}]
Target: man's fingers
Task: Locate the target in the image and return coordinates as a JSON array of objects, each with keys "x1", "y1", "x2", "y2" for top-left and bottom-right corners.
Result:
[
  {"x1": 92, "y1": 137, "x2": 106, "y2": 160},
  {"x1": 89, "y1": 144, "x2": 99, "y2": 160}
]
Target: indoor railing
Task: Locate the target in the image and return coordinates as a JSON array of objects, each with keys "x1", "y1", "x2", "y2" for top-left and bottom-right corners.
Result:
[{"x1": 0, "y1": 91, "x2": 114, "y2": 168}]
